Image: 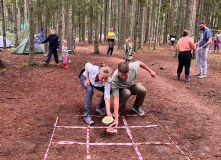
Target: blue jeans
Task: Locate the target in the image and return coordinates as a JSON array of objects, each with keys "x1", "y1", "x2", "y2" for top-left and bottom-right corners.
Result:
[
  {"x1": 80, "y1": 74, "x2": 106, "y2": 117},
  {"x1": 46, "y1": 47, "x2": 59, "y2": 64}
]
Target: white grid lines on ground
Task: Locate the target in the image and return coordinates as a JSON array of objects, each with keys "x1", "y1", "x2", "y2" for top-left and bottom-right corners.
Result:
[{"x1": 43, "y1": 114, "x2": 190, "y2": 160}]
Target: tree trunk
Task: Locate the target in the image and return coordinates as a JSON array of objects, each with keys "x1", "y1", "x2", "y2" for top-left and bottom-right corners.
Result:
[
  {"x1": 13, "y1": 0, "x2": 19, "y2": 47},
  {"x1": 148, "y1": 0, "x2": 154, "y2": 49},
  {"x1": 144, "y1": 0, "x2": 150, "y2": 43},
  {"x1": 186, "y1": 0, "x2": 197, "y2": 36},
  {"x1": 179, "y1": 0, "x2": 185, "y2": 37},
  {"x1": 94, "y1": 0, "x2": 100, "y2": 54},
  {"x1": 119, "y1": 0, "x2": 125, "y2": 49},
  {"x1": 28, "y1": 0, "x2": 35, "y2": 65},
  {"x1": 88, "y1": 0, "x2": 93, "y2": 43},
  {"x1": 99, "y1": 0, "x2": 103, "y2": 43},
  {"x1": 78, "y1": 11, "x2": 82, "y2": 42},
  {"x1": 18, "y1": 3, "x2": 21, "y2": 31},
  {"x1": 117, "y1": 0, "x2": 120, "y2": 48},
  {"x1": 163, "y1": 11, "x2": 169, "y2": 44},
  {"x1": 104, "y1": 0, "x2": 109, "y2": 42},
  {"x1": 154, "y1": 0, "x2": 161, "y2": 50},
  {"x1": 67, "y1": 1, "x2": 73, "y2": 49},
  {"x1": 1, "y1": 0, "x2": 6, "y2": 49},
  {"x1": 133, "y1": 2, "x2": 139, "y2": 52},
  {"x1": 139, "y1": 4, "x2": 144, "y2": 49},
  {"x1": 3, "y1": 0, "x2": 7, "y2": 30},
  {"x1": 170, "y1": 0, "x2": 175, "y2": 34},
  {"x1": 59, "y1": 0, "x2": 65, "y2": 61},
  {"x1": 82, "y1": 11, "x2": 86, "y2": 42},
  {"x1": 0, "y1": 59, "x2": 5, "y2": 69},
  {"x1": 24, "y1": 0, "x2": 28, "y2": 30}
]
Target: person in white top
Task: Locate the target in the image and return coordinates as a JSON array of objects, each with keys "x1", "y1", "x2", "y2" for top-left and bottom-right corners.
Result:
[{"x1": 79, "y1": 63, "x2": 112, "y2": 125}]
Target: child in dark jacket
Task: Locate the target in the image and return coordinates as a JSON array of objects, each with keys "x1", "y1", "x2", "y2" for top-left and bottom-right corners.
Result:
[{"x1": 39, "y1": 29, "x2": 60, "y2": 66}]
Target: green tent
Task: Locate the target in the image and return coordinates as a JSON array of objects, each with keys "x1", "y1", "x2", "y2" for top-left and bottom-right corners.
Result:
[{"x1": 11, "y1": 36, "x2": 44, "y2": 55}]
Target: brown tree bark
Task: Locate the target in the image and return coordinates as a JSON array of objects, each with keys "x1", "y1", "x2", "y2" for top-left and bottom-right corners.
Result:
[
  {"x1": 24, "y1": 0, "x2": 28, "y2": 30},
  {"x1": 170, "y1": 0, "x2": 175, "y2": 34},
  {"x1": 13, "y1": 0, "x2": 19, "y2": 47},
  {"x1": 1, "y1": 0, "x2": 6, "y2": 49},
  {"x1": 154, "y1": 0, "x2": 162, "y2": 50},
  {"x1": 28, "y1": 0, "x2": 35, "y2": 65},
  {"x1": 17, "y1": 3, "x2": 21, "y2": 31},
  {"x1": 99, "y1": 0, "x2": 103, "y2": 43},
  {"x1": 67, "y1": 1, "x2": 73, "y2": 49},
  {"x1": 88, "y1": 0, "x2": 93, "y2": 43},
  {"x1": 94, "y1": 0, "x2": 100, "y2": 54},
  {"x1": 186, "y1": 0, "x2": 197, "y2": 36}
]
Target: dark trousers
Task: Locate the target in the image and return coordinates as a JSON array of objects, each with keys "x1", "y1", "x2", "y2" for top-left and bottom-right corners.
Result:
[
  {"x1": 214, "y1": 45, "x2": 219, "y2": 50},
  {"x1": 80, "y1": 74, "x2": 107, "y2": 117},
  {"x1": 177, "y1": 50, "x2": 192, "y2": 75},
  {"x1": 107, "y1": 48, "x2": 113, "y2": 55},
  {"x1": 46, "y1": 47, "x2": 59, "y2": 64}
]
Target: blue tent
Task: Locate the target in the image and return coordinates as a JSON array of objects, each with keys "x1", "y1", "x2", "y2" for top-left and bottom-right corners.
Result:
[{"x1": 0, "y1": 36, "x2": 13, "y2": 48}]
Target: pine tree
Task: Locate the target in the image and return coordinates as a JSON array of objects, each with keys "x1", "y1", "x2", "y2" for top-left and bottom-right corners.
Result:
[{"x1": 28, "y1": 0, "x2": 35, "y2": 65}]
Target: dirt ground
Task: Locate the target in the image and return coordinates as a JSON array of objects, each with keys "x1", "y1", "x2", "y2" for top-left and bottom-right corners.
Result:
[{"x1": 0, "y1": 41, "x2": 221, "y2": 160}]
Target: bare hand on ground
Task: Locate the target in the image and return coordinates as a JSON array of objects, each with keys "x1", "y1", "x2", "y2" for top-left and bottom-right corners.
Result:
[
  {"x1": 109, "y1": 119, "x2": 118, "y2": 129},
  {"x1": 150, "y1": 71, "x2": 156, "y2": 78}
]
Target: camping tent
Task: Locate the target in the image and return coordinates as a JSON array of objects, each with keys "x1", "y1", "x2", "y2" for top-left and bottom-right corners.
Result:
[
  {"x1": 11, "y1": 36, "x2": 44, "y2": 55},
  {"x1": 0, "y1": 36, "x2": 13, "y2": 48}
]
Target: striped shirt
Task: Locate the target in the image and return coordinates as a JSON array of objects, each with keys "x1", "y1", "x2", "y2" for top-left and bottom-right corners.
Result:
[{"x1": 83, "y1": 63, "x2": 111, "y2": 99}]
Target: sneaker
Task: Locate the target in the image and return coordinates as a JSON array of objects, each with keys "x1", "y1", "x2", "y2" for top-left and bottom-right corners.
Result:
[
  {"x1": 132, "y1": 106, "x2": 145, "y2": 115},
  {"x1": 107, "y1": 54, "x2": 110, "y2": 56},
  {"x1": 44, "y1": 62, "x2": 48, "y2": 66},
  {"x1": 198, "y1": 75, "x2": 207, "y2": 79},
  {"x1": 96, "y1": 108, "x2": 107, "y2": 116},
  {"x1": 84, "y1": 117, "x2": 95, "y2": 125},
  {"x1": 109, "y1": 55, "x2": 114, "y2": 57},
  {"x1": 193, "y1": 73, "x2": 201, "y2": 76},
  {"x1": 56, "y1": 63, "x2": 59, "y2": 66}
]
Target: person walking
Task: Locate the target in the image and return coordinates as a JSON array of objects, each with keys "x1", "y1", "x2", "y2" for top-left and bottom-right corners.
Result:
[
  {"x1": 177, "y1": 30, "x2": 196, "y2": 82},
  {"x1": 193, "y1": 21, "x2": 212, "y2": 79},
  {"x1": 169, "y1": 32, "x2": 177, "y2": 50},
  {"x1": 38, "y1": 29, "x2": 60, "y2": 66}
]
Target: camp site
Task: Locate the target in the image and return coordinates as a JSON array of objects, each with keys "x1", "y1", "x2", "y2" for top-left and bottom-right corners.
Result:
[{"x1": 0, "y1": 0, "x2": 221, "y2": 159}]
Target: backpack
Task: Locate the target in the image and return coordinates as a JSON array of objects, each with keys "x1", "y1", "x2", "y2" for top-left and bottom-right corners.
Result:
[{"x1": 78, "y1": 68, "x2": 85, "y2": 78}]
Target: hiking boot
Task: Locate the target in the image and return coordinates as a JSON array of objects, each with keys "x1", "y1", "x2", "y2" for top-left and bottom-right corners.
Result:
[
  {"x1": 96, "y1": 108, "x2": 107, "y2": 116},
  {"x1": 177, "y1": 73, "x2": 181, "y2": 80},
  {"x1": 132, "y1": 106, "x2": 145, "y2": 115},
  {"x1": 198, "y1": 75, "x2": 207, "y2": 79},
  {"x1": 56, "y1": 63, "x2": 59, "y2": 66},
  {"x1": 193, "y1": 73, "x2": 201, "y2": 76},
  {"x1": 44, "y1": 62, "x2": 48, "y2": 66},
  {"x1": 84, "y1": 117, "x2": 95, "y2": 125},
  {"x1": 185, "y1": 75, "x2": 191, "y2": 82}
]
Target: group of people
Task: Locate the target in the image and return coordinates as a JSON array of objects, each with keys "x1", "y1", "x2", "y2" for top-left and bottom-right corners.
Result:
[
  {"x1": 79, "y1": 61, "x2": 156, "y2": 127},
  {"x1": 38, "y1": 21, "x2": 216, "y2": 127},
  {"x1": 38, "y1": 29, "x2": 76, "y2": 69},
  {"x1": 176, "y1": 21, "x2": 212, "y2": 81}
]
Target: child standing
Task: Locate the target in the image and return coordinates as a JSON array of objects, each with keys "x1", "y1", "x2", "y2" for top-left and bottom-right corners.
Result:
[
  {"x1": 124, "y1": 39, "x2": 133, "y2": 64},
  {"x1": 62, "y1": 40, "x2": 69, "y2": 69},
  {"x1": 38, "y1": 29, "x2": 60, "y2": 66},
  {"x1": 73, "y1": 37, "x2": 76, "y2": 51},
  {"x1": 214, "y1": 36, "x2": 220, "y2": 53}
]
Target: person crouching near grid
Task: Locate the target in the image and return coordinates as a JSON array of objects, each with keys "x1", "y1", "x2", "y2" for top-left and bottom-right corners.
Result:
[
  {"x1": 79, "y1": 63, "x2": 112, "y2": 125},
  {"x1": 177, "y1": 30, "x2": 196, "y2": 82}
]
